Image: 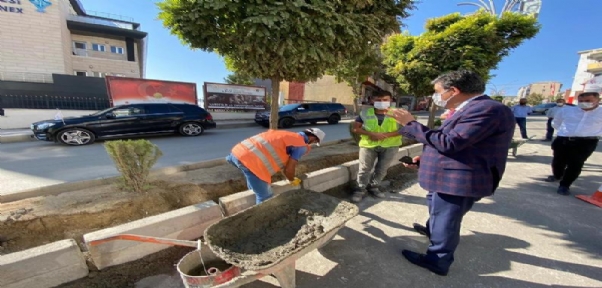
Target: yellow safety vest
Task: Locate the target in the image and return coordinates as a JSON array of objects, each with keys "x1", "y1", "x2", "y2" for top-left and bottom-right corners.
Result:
[{"x1": 359, "y1": 108, "x2": 402, "y2": 148}]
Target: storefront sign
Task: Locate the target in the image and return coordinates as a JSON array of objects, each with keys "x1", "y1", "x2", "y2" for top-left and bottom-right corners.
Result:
[
  {"x1": 204, "y1": 82, "x2": 267, "y2": 110},
  {"x1": 0, "y1": 0, "x2": 52, "y2": 14}
]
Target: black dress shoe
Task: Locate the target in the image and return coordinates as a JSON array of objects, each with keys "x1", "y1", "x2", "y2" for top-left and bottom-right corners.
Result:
[
  {"x1": 402, "y1": 250, "x2": 448, "y2": 276},
  {"x1": 557, "y1": 186, "x2": 570, "y2": 196},
  {"x1": 413, "y1": 223, "x2": 430, "y2": 238}
]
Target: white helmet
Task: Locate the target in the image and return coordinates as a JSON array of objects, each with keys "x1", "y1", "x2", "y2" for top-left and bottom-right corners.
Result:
[{"x1": 305, "y1": 128, "x2": 325, "y2": 146}]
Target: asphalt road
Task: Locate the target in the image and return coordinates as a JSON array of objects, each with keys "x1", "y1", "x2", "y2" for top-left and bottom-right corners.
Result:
[{"x1": 0, "y1": 121, "x2": 359, "y2": 194}]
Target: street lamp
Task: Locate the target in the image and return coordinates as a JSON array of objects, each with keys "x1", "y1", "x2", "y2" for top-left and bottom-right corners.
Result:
[{"x1": 457, "y1": 0, "x2": 542, "y2": 18}]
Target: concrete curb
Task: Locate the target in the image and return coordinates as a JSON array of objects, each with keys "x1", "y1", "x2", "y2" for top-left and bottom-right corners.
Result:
[
  {"x1": 0, "y1": 133, "x2": 35, "y2": 143},
  {"x1": 83, "y1": 201, "x2": 222, "y2": 270},
  {"x1": 0, "y1": 239, "x2": 89, "y2": 288},
  {"x1": 0, "y1": 143, "x2": 423, "y2": 287},
  {"x1": 0, "y1": 138, "x2": 353, "y2": 204}
]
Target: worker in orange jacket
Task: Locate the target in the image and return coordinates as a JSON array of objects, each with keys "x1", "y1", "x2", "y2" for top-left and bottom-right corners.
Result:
[{"x1": 226, "y1": 128, "x2": 326, "y2": 203}]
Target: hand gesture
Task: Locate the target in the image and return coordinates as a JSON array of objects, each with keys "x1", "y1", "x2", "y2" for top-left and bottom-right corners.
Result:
[
  {"x1": 391, "y1": 109, "x2": 416, "y2": 126},
  {"x1": 402, "y1": 156, "x2": 420, "y2": 170},
  {"x1": 369, "y1": 133, "x2": 388, "y2": 141}
]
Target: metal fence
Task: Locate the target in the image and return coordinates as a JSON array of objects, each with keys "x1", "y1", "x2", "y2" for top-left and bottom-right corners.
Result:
[{"x1": 0, "y1": 94, "x2": 110, "y2": 110}]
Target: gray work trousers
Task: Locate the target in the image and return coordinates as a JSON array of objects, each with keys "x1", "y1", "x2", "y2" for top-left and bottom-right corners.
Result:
[{"x1": 356, "y1": 146, "x2": 398, "y2": 188}]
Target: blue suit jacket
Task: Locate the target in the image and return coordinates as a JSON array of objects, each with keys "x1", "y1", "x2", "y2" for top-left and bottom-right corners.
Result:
[{"x1": 400, "y1": 95, "x2": 516, "y2": 198}]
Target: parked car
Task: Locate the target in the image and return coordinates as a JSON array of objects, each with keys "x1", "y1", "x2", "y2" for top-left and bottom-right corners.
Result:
[
  {"x1": 255, "y1": 103, "x2": 347, "y2": 128},
  {"x1": 31, "y1": 103, "x2": 216, "y2": 146},
  {"x1": 532, "y1": 103, "x2": 557, "y2": 115}
]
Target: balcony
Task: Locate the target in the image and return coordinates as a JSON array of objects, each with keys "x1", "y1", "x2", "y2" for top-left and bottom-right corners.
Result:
[
  {"x1": 586, "y1": 62, "x2": 602, "y2": 73},
  {"x1": 67, "y1": 14, "x2": 135, "y2": 30},
  {"x1": 587, "y1": 49, "x2": 602, "y2": 61}
]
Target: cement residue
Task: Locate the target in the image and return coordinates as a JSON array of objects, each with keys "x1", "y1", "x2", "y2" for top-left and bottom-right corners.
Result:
[{"x1": 205, "y1": 189, "x2": 359, "y2": 270}]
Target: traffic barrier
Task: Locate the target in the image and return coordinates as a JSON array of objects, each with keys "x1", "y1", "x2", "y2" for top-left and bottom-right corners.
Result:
[{"x1": 576, "y1": 184, "x2": 602, "y2": 208}]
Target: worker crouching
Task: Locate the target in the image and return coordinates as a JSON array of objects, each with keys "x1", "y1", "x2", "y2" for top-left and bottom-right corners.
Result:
[{"x1": 226, "y1": 128, "x2": 326, "y2": 204}]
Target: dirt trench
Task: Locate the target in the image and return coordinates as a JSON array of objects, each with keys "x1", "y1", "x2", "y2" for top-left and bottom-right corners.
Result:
[
  {"x1": 56, "y1": 167, "x2": 418, "y2": 288},
  {"x1": 0, "y1": 141, "x2": 362, "y2": 255}
]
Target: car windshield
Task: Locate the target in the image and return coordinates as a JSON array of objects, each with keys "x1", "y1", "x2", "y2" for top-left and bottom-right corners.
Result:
[
  {"x1": 89, "y1": 107, "x2": 117, "y2": 116},
  {"x1": 279, "y1": 104, "x2": 300, "y2": 111}
]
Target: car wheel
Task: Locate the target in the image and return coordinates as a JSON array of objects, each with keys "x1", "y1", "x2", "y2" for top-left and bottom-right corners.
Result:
[
  {"x1": 58, "y1": 128, "x2": 96, "y2": 146},
  {"x1": 179, "y1": 122, "x2": 204, "y2": 136},
  {"x1": 279, "y1": 118, "x2": 295, "y2": 128},
  {"x1": 327, "y1": 114, "x2": 340, "y2": 124}
]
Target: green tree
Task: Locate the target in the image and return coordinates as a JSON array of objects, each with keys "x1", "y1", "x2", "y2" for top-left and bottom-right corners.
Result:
[
  {"x1": 381, "y1": 11, "x2": 540, "y2": 128},
  {"x1": 224, "y1": 72, "x2": 254, "y2": 86},
  {"x1": 527, "y1": 93, "x2": 544, "y2": 105},
  {"x1": 328, "y1": 48, "x2": 384, "y2": 114},
  {"x1": 492, "y1": 96, "x2": 504, "y2": 102},
  {"x1": 105, "y1": 140, "x2": 163, "y2": 193},
  {"x1": 158, "y1": 0, "x2": 413, "y2": 129}
]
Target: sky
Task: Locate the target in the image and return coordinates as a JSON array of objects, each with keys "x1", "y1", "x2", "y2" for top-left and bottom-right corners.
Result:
[{"x1": 80, "y1": 0, "x2": 602, "y2": 97}]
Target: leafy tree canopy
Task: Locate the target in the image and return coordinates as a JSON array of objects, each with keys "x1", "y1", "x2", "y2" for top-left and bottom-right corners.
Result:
[
  {"x1": 158, "y1": 0, "x2": 414, "y2": 128},
  {"x1": 381, "y1": 11, "x2": 540, "y2": 98}
]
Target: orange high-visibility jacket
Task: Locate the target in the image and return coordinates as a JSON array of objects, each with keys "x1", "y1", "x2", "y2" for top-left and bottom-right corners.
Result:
[{"x1": 231, "y1": 130, "x2": 310, "y2": 183}]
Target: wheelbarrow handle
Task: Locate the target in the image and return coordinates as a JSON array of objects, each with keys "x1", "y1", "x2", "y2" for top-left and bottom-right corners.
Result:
[{"x1": 88, "y1": 234, "x2": 199, "y2": 248}]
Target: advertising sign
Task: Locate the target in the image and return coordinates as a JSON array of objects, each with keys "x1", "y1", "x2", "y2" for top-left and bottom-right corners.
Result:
[
  {"x1": 204, "y1": 82, "x2": 266, "y2": 110},
  {"x1": 105, "y1": 76, "x2": 198, "y2": 106},
  {"x1": 584, "y1": 75, "x2": 602, "y2": 93}
]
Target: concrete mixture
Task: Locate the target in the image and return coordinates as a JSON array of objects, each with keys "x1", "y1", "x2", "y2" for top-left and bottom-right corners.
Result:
[{"x1": 205, "y1": 189, "x2": 358, "y2": 271}]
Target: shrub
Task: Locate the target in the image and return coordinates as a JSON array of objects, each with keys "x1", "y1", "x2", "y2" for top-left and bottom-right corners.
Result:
[
  {"x1": 105, "y1": 139, "x2": 163, "y2": 193},
  {"x1": 434, "y1": 119, "x2": 442, "y2": 127}
]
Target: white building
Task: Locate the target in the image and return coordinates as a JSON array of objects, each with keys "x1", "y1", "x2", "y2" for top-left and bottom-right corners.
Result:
[{"x1": 569, "y1": 48, "x2": 602, "y2": 98}]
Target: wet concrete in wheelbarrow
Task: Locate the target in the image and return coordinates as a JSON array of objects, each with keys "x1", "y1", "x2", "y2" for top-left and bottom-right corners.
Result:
[{"x1": 205, "y1": 189, "x2": 359, "y2": 271}]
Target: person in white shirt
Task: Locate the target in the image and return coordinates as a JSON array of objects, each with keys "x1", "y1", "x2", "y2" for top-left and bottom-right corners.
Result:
[
  {"x1": 545, "y1": 92, "x2": 602, "y2": 195},
  {"x1": 542, "y1": 98, "x2": 566, "y2": 141}
]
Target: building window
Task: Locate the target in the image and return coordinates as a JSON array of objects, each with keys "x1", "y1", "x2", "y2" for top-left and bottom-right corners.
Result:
[
  {"x1": 92, "y1": 44, "x2": 106, "y2": 52},
  {"x1": 110, "y1": 46, "x2": 124, "y2": 54},
  {"x1": 74, "y1": 71, "x2": 87, "y2": 77},
  {"x1": 93, "y1": 72, "x2": 106, "y2": 78},
  {"x1": 73, "y1": 41, "x2": 86, "y2": 50}
]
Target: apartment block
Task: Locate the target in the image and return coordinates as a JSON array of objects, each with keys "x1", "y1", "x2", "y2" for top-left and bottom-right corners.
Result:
[
  {"x1": 0, "y1": 0, "x2": 147, "y2": 82},
  {"x1": 569, "y1": 48, "x2": 602, "y2": 100},
  {"x1": 517, "y1": 81, "x2": 563, "y2": 101}
]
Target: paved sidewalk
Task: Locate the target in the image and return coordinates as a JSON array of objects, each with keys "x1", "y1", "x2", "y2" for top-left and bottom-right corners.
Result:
[{"x1": 129, "y1": 116, "x2": 602, "y2": 288}]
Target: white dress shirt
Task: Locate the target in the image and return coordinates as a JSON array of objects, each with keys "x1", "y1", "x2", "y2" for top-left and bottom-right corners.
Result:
[
  {"x1": 552, "y1": 106, "x2": 602, "y2": 137},
  {"x1": 546, "y1": 105, "x2": 565, "y2": 118}
]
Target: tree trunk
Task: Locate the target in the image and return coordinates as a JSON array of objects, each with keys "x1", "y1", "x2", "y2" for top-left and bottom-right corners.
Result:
[
  {"x1": 352, "y1": 83, "x2": 361, "y2": 115},
  {"x1": 269, "y1": 77, "x2": 281, "y2": 130},
  {"x1": 427, "y1": 98, "x2": 437, "y2": 129}
]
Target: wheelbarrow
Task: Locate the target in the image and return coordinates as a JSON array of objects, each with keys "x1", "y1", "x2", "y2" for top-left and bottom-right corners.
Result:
[
  {"x1": 509, "y1": 136, "x2": 535, "y2": 156},
  {"x1": 204, "y1": 189, "x2": 359, "y2": 288}
]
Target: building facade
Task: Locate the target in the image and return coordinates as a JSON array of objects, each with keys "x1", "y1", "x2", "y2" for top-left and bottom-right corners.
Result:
[
  {"x1": 0, "y1": 0, "x2": 147, "y2": 82},
  {"x1": 517, "y1": 81, "x2": 562, "y2": 101},
  {"x1": 569, "y1": 48, "x2": 602, "y2": 101}
]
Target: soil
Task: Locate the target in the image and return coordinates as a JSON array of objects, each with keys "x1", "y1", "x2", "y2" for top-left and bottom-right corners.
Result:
[
  {"x1": 56, "y1": 170, "x2": 419, "y2": 288},
  {"x1": 205, "y1": 190, "x2": 359, "y2": 270},
  {"x1": 0, "y1": 140, "x2": 361, "y2": 255}
]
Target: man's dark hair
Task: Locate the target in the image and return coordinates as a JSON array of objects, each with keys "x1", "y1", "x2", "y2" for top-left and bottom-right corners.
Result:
[
  {"x1": 578, "y1": 92, "x2": 600, "y2": 98},
  {"x1": 431, "y1": 70, "x2": 486, "y2": 94},
  {"x1": 375, "y1": 90, "x2": 393, "y2": 98}
]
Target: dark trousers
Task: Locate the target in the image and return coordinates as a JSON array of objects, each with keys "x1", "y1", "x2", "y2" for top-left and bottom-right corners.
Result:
[
  {"x1": 552, "y1": 137, "x2": 599, "y2": 188},
  {"x1": 515, "y1": 117, "x2": 528, "y2": 139},
  {"x1": 424, "y1": 192, "x2": 479, "y2": 271},
  {"x1": 545, "y1": 118, "x2": 554, "y2": 140}
]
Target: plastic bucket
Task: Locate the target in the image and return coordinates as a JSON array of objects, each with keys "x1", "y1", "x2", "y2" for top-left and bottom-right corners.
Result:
[{"x1": 177, "y1": 249, "x2": 241, "y2": 288}]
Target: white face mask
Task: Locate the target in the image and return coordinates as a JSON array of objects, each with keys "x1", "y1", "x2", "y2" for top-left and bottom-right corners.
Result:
[
  {"x1": 373, "y1": 101, "x2": 390, "y2": 110},
  {"x1": 432, "y1": 90, "x2": 455, "y2": 108},
  {"x1": 578, "y1": 102, "x2": 596, "y2": 109}
]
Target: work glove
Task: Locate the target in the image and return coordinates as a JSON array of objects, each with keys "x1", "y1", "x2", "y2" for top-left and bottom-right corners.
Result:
[{"x1": 290, "y1": 177, "x2": 302, "y2": 187}]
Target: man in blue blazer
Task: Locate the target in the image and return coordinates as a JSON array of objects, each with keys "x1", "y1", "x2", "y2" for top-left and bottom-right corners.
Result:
[{"x1": 392, "y1": 70, "x2": 516, "y2": 276}]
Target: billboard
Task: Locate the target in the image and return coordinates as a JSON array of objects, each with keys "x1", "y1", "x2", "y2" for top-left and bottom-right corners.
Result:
[
  {"x1": 105, "y1": 76, "x2": 198, "y2": 106},
  {"x1": 204, "y1": 82, "x2": 267, "y2": 110}
]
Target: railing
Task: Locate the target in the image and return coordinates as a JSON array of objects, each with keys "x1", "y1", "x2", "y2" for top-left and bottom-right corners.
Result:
[
  {"x1": 0, "y1": 72, "x2": 53, "y2": 83},
  {"x1": 86, "y1": 10, "x2": 135, "y2": 22},
  {"x1": 67, "y1": 14, "x2": 135, "y2": 30},
  {"x1": 0, "y1": 94, "x2": 110, "y2": 110}
]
